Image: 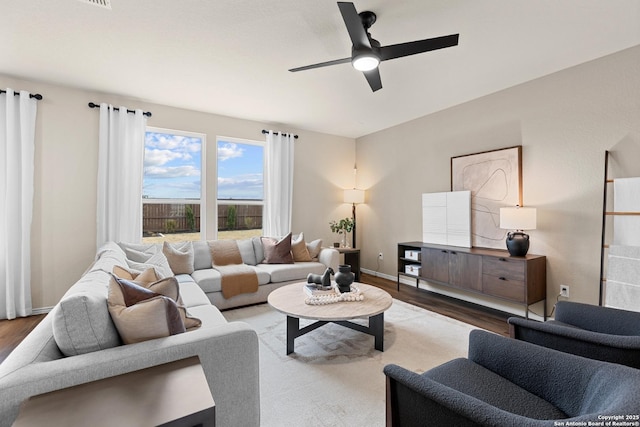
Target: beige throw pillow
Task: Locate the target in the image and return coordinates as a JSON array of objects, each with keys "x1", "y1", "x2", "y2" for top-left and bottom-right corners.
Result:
[
  {"x1": 163, "y1": 241, "x2": 195, "y2": 274},
  {"x1": 306, "y1": 239, "x2": 323, "y2": 260},
  {"x1": 261, "y1": 232, "x2": 294, "y2": 264},
  {"x1": 113, "y1": 265, "x2": 163, "y2": 283},
  {"x1": 108, "y1": 274, "x2": 201, "y2": 344},
  {"x1": 291, "y1": 232, "x2": 312, "y2": 262}
]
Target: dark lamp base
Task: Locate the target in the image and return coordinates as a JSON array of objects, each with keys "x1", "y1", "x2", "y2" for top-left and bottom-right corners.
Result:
[{"x1": 506, "y1": 231, "x2": 530, "y2": 257}]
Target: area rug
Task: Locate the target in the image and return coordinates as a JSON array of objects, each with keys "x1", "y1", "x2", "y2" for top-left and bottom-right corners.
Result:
[{"x1": 222, "y1": 299, "x2": 483, "y2": 427}]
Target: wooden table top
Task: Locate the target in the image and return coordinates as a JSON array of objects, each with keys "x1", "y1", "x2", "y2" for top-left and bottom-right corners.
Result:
[
  {"x1": 267, "y1": 282, "x2": 393, "y2": 322},
  {"x1": 13, "y1": 357, "x2": 214, "y2": 427}
]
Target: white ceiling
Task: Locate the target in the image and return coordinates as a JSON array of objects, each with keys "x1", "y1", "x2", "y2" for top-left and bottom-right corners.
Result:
[{"x1": 2, "y1": 0, "x2": 639, "y2": 138}]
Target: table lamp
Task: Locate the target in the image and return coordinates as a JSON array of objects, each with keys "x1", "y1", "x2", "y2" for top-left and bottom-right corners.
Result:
[
  {"x1": 344, "y1": 188, "x2": 365, "y2": 249},
  {"x1": 499, "y1": 206, "x2": 537, "y2": 257}
]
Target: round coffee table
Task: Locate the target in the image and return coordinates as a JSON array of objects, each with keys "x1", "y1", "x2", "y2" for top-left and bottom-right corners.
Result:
[{"x1": 267, "y1": 282, "x2": 393, "y2": 354}]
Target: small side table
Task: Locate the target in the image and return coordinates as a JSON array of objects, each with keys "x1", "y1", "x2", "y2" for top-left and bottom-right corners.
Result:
[
  {"x1": 336, "y1": 247, "x2": 361, "y2": 281},
  {"x1": 13, "y1": 357, "x2": 215, "y2": 427}
]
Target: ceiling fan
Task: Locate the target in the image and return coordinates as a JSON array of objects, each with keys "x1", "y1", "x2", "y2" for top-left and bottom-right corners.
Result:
[{"x1": 289, "y1": 2, "x2": 459, "y2": 92}]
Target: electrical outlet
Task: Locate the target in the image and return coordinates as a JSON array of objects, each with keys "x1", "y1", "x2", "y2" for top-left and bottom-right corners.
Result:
[
  {"x1": 378, "y1": 252, "x2": 383, "y2": 260},
  {"x1": 560, "y1": 285, "x2": 569, "y2": 298}
]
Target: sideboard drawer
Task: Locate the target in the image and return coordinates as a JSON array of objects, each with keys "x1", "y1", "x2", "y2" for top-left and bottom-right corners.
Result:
[
  {"x1": 483, "y1": 257, "x2": 524, "y2": 281},
  {"x1": 482, "y1": 274, "x2": 525, "y2": 303}
]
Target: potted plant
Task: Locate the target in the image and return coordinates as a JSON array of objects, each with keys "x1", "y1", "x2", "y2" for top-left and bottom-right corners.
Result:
[{"x1": 329, "y1": 217, "x2": 354, "y2": 248}]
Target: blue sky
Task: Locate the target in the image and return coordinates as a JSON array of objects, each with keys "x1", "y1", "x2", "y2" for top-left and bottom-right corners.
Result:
[
  {"x1": 143, "y1": 131, "x2": 263, "y2": 200},
  {"x1": 217, "y1": 141, "x2": 263, "y2": 200}
]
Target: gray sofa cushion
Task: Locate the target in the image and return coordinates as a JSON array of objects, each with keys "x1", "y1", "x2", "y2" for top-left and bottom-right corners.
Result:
[
  {"x1": 252, "y1": 237, "x2": 264, "y2": 264},
  {"x1": 237, "y1": 238, "x2": 257, "y2": 265},
  {"x1": 256, "y1": 261, "x2": 326, "y2": 283},
  {"x1": 191, "y1": 267, "x2": 270, "y2": 293},
  {"x1": 117, "y1": 242, "x2": 161, "y2": 262},
  {"x1": 192, "y1": 240, "x2": 212, "y2": 270},
  {"x1": 51, "y1": 290, "x2": 121, "y2": 356},
  {"x1": 423, "y1": 358, "x2": 567, "y2": 420},
  {"x1": 178, "y1": 280, "x2": 214, "y2": 308}
]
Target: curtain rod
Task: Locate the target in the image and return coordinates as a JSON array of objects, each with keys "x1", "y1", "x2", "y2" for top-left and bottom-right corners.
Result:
[
  {"x1": 88, "y1": 102, "x2": 152, "y2": 117},
  {"x1": 0, "y1": 89, "x2": 43, "y2": 100},
  {"x1": 261, "y1": 129, "x2": 298, "y2": 139}
]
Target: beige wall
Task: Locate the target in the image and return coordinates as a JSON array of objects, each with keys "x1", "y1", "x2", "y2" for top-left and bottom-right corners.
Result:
[
  {"x1": 0, "y1": 74, "x2": 355, "y2": 310},
  {"x1": 356, "y1": 45, "x2": 640, "y2": 315},
  {"x1": 4, "y1": 44, "x2": 639, "y2": 313}
]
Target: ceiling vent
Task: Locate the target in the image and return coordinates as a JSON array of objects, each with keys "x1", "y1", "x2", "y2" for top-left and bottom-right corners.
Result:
[{"x1": 77, "y1": 0, "x2": 112, "y2": 10}]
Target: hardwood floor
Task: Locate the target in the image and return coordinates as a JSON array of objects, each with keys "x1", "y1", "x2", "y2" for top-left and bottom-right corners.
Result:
[
  {"x1": 0, "y1": 313, "x2": 46, "y2": 364},
  {"x1": 0, "y1": 273, "x2": 510, "y2": 364},
  {"x1": 359, "y1": 273, "x2": 511, "y2": 337}
]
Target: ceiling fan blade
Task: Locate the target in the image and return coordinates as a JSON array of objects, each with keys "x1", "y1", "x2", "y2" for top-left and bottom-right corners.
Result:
[
  {"x1": 338, "y1": 2, "x2": 371, "y2": 49},
  {"x1": 379, "y1": 34, "x2": 459, "y2": 62},
  {"x1": 289, "y1": 57, "x2": 351, "y2": 72},
  {"x1": 363, "y1": 68, "x2": 382, "y2": 92}
]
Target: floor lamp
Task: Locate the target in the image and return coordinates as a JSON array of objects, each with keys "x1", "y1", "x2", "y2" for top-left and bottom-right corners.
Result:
[{"x1": 344, "y1": 189, "x2": 365, "y2": 249}]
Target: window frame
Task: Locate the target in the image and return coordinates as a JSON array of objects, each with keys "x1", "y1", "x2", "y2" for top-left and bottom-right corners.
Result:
[
  {"x1": 215, "y1": 135, "x2": 265, "y2": 239},
  {"x1": 143, "y1": 126, "x2": 207, "y2": 240}
]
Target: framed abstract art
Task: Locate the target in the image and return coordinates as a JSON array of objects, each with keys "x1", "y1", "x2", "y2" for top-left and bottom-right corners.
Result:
[{"x1": 451, "y1": 146, "x2": 522, "y2": 249}]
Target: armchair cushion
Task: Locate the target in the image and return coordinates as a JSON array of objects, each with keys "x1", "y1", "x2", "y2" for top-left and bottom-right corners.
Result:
[{"x1": 422, "y1": 358, "x2": 566, "y2": 419}]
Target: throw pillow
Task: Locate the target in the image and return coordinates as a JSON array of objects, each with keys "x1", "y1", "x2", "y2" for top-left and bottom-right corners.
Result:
[
  {"x1": 306, "y1": 239, "x2": 323, "y2": 260},
  {"x1": 252, "y1": 237, "x2": 265, "y2": 264},
  {"x1": 163, "y1": 241, "x2": 195, "y2": 274},
  {"x1": 237, "y1": 238, "x2": 258, "y2": 265},
  {"x1": 108, "y1": 275, "x2": 201, "y2": 344},
  {"x1": 52, "y1": 290, "x2": 121, "y2": 356},
  {"x1": 291, "y1": 232, "x2": 312, "y2": 262},
  {"x1": 111, "y1": 267, "x2": 201, "y2": 330},
  {"x1": 118, "y1": 242, "x2": 161, "y2": 262},
  {"x1": 125, "y1": 250, "x2": 173, "y2": 278},
  {"x1": 261, "y1": 232, "x2": 294, "y2": 264},
  {"x1": 113, "y1": 265, "x2": 162, "y2": 284}
]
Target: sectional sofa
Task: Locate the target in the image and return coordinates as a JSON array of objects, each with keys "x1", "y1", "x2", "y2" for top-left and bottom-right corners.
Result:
[{"x1": 0, "y1": 237, "x2": 339, "y2": 427}]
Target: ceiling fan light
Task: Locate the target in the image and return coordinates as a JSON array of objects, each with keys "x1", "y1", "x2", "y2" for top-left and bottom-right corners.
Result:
[{"x1": 352, "y1": 53, "x2": 379, "y2": 71}]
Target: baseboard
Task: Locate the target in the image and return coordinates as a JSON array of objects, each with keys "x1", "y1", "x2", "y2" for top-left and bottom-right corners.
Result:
[
  {"x1": 31, "y1": 307, "x2": 53, "y2": 315},
  {"x1": 360, "y1": 268, "x2": 545, "y2": 321}
]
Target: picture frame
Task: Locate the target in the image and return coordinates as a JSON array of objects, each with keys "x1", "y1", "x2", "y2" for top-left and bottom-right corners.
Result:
[{"x1": 451, "y1": 145, "x2": 522, "y2": 249}]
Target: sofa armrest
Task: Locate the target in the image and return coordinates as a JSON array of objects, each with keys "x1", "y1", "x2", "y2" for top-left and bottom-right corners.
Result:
[
  {"x1": 318, "y1": 247, "x2": 339, "y2": 272},
  {"x1": 0, "y1": 321, "x2": 259, "y2": 427},
  {"x1": 555, "y1": 301, "x2": 640, "y2": 335}
]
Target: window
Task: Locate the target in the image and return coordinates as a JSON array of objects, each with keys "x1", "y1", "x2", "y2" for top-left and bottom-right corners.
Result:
[
  {"x1": 216, "y1": 137, "x2": 264, "y2": 240},
  {"x1": 142, "y1": 127, "x2": 206, "y2": 243}
]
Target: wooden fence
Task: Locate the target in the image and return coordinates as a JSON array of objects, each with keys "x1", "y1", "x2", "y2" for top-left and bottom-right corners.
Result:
[{"x1": 142, "y1": 203, "x2": 262, "y2": 234}]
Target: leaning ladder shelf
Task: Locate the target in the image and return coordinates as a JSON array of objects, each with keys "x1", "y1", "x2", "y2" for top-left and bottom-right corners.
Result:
[{"x1": 599, "y1": 150, "x2": 640, "y2": 305}]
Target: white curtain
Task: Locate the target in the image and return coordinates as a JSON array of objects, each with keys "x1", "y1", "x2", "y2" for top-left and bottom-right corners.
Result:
[
  {"x1": 263, "y1": 131, "x2": 295, "y2": 237},
  {"x1": 0, "y1": 89, "x2": 37, "y2": 319},
  {"x1": 96, "y1": 104, "x2": 147, "y2": 248}
]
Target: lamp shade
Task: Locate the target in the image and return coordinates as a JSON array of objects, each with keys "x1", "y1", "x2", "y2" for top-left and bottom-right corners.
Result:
[
  {"x1": 344, "y1": 189, "x2": 365, "y2": 204},
  {"x1": 500, "y1": 207, "x2": 537, "y2": 230}
]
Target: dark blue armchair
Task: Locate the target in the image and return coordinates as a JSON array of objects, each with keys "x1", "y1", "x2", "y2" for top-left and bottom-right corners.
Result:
[
  {"x1": 384, "y1": 329, "x2": 640, "y2": 426},
  {"x1": 508, "y1": 301, "x2": 640, "y2": 368}
]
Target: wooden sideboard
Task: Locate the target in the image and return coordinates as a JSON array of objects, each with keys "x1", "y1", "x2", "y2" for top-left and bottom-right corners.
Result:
[{"x1": 398, "y1": 242, "x2": 546, "y2": 319}]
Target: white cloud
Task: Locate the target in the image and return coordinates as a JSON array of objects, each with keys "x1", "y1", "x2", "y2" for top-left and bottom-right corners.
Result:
[
  {"x1": 144, "y1": 148, "x2": 190, "y2": 167},
  {"x1": 145, "y1": 165, "x2": 200, "y2": 178},
  {"x1": 218, "y1": 143, "x2": 244, "y2": 162},
  {"x1": 217, "y1": 173, "x2": 262, "y2": 186}
]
